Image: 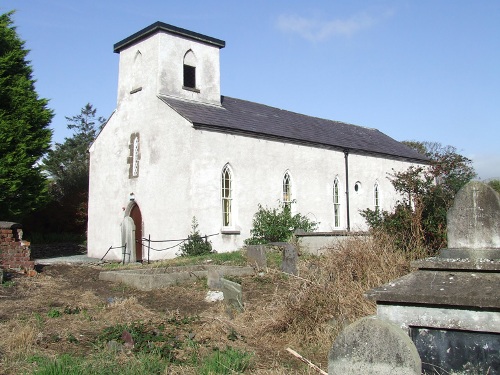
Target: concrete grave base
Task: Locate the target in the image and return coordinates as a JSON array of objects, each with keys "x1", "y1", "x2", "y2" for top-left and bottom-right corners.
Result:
[
  {"x1": 328, "y1": 316, "x2": 421, "y2": 375},
  {"x1": 99, "y1": 265, "x2": 254, "y2": 291}
]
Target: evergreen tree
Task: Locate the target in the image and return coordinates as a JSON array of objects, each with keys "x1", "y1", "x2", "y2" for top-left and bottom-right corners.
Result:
[
  {"x1": 0, "y1": 11, "x2": 53, "y2": 220},
  {"x1": 41, "y1": 103, "x2": 105, "y2": 231}
]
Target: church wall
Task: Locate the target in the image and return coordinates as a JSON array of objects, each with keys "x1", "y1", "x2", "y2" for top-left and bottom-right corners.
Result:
[
  {"x1": 87, "y1": 89, "x2": 195, "y2": 260},
  {"x1": 186, "y1": 129, "x2": 425, "y2": 253},
  {"x1": 89, "y1": 103, "x2": 426, "y2": 260},
  {"x1": 88, "y1": 23, "x2": 427, "y2": 260}
]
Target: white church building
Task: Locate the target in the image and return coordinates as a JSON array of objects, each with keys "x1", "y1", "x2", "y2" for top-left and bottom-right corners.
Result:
[{"x1": 87, "y1": 22, "x2": 428, "y2": 262}]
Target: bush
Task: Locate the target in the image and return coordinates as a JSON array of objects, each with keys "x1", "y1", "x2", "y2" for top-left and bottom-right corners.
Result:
[
  {"x1": 178, "y1": 217, "x2": 213, "y2": 257},
  {"x1": 244, "y1": 202, "x2": 318, "y2": 245}
]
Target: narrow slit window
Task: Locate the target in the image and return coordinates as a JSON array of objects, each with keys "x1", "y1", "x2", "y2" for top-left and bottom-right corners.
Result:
[
  {"x1": 283, "y1": 172, "x2": 292, "y2": 209},
  {"x1": 222, "y1": 165, "x2": 232, "y2": 227},
  {"x1": 132, "y1": 136, "x2": 140, "y2": 177},
  {"x1": 374, "y1": 183, "x2": 380, "y2": 211}
]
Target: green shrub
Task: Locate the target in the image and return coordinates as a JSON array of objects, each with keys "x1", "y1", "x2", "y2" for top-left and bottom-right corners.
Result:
[
  {"x1": 178, "y1": 217, "x2": 213, "y2": 257},
  {"x1": 244, "y1": 203, "x2": 318, "y2": 245}
]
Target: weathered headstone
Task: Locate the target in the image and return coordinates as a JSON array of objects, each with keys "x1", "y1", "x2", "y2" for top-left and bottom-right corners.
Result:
[
  {"x1": 442, "y1": 181, "x2": 500, "y2": 259},
  {"x1": 281, "y1": 243, "x2": 298, "y2": 275},
  {"x1": 207, "y1": 267, "x2": 222, "y2": 289},
  {"x1": 121, "y1": 216, "x2": 136, "y2": 263},
  {"x1": 270, "y1": 242, "x2": 298, "y2": 275},
  {"x1": 328, "y1": 317, "x2": 421, "y2": 375},
  {"x1": 220, "y1": 278, "x2": 243, "y2": 313},
  {"x1": 246, "y1": 245, "x2": 267, "y2": 270}
]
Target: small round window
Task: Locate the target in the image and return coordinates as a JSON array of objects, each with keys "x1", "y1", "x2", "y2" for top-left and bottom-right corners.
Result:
[{"x1": 354, "y1": 182, "x2": 361, "y2": 193}]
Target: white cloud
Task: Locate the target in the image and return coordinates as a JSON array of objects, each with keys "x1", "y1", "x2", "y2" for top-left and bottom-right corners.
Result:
[{"x1": 276, "y1": 10, "x2": 391, "y2": 42}]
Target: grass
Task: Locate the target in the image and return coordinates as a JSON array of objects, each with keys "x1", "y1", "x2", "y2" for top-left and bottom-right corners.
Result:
[
  {"x1": 27, "y1": 352, "x2": 168, "y2": 374},
  {"x1": 1, "y1": 231, "x2": 426, "y2": 374},
  {"x1": 199, "y1": 347, "x2": 253, "y2": 374}
]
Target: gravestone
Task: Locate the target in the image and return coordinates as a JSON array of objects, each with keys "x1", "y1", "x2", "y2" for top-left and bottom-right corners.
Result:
[
  {"x1": 246, "y1": 245, "x2": 267, "y2": 270},
  {"x1": 442, "y1": 180, "x2": 500, "y2": 259},
  {"x1": 220, "y1": 278, "x2": 243, "y2": 313},
  {"x1": 121, "y1": 216, "x2": 136, "y2": 263},
  {"x1": 328, "y1": 317, "x2": 421, "y2": 375},
  {"x1": 207, "y1": 267, "x2": 222, "y2": 289},
  {"x1": 269, "y1": 242, "x2": 298, "y2": 275},
  {"x1": 365, "y1": 181, "x2": 500, "y2": 374}
]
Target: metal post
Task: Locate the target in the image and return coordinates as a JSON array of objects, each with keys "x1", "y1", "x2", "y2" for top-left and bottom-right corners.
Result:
[{"x1": 148, "y1": 234, "x2": 151, "y2": 264}]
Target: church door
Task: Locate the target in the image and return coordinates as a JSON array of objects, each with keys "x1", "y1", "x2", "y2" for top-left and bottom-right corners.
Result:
[{"x1": 129, "y1": 204, "x2": 143, "y2": 262}]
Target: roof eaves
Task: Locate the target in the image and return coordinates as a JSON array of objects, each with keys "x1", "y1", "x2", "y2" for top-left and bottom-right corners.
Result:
[
  {"x1": 114, "y1": 21, "x2": 226, "y2": 53},
  {"x1": 192, "y1": 122, "x2": 430, "y2": 163}
]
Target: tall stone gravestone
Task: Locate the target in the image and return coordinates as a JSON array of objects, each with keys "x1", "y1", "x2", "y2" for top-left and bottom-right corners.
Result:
[{"x1": 365, "y1": 181, "x2": 500, "y2": 374}]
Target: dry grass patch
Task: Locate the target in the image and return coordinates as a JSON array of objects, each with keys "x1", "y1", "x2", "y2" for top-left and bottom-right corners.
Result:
[{"x1": 247, "y1": 232, "x2": 416, "y2": 366}]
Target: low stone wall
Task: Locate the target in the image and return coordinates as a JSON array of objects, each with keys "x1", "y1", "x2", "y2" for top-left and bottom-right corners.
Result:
[
  {"x1": 0, "y1": 222, "x2": 34, "y2": 272},
  {"x1": 296, "y1": 231, "x2": 369, "y2": 255}
]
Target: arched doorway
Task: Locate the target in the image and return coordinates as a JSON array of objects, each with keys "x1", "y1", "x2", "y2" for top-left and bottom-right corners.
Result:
[{"x1": 129, "y1": 204, "x2": 143, "y2": 262}]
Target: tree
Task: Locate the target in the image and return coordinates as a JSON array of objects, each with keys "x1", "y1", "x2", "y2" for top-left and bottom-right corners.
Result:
[
  {"x1": 0, "y1": 11, "x2": 53, "y2": 220},
  {"x1": 362, "y1": 141, "x2": 476, "y2": 252},
  {"x1": 178, "y1": 217, "x2": 213, "y2": 256},
  {"x1": 41, "y1": 103, "x2": 105, "y2": 231}
]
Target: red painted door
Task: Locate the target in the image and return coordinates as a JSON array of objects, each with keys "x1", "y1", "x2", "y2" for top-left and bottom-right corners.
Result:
[{"x1": 129, "y1": 204, "x2": 142, "y2": 261}]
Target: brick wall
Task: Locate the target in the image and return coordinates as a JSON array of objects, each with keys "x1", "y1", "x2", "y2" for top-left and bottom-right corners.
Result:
[{"x1": 0, "y1": 222, "x2": 34, "y2": 271}]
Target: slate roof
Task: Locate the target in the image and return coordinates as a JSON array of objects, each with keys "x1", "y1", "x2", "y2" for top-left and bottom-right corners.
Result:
[
  {"x1": 114, "y1": 21, "x2": 225, "y2": 53},
  {"x1": 159, "y1": 95, "x2": 428, "y2": 162}
]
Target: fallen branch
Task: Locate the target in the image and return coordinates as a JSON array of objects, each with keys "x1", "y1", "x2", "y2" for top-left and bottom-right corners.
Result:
[{"x1": 286, "y1": 347, "x2": 327, "y2": 375}]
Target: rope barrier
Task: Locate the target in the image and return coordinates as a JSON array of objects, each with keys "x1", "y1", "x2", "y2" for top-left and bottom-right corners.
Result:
[
  {"x1": 107, "y1": 232, "x2": 220, "y2": 264},
  {"x1": 101, "y1": 244, "x2": 126, "y2": 261}
]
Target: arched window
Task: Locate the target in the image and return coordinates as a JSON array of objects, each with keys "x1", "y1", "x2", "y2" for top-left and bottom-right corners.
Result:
[
  {"x1": 183, "y1": 50, "x2": 196, "y2": 89},
  {"x1": 374, "y1": 182, "x2": 380, "y2": 211},
  {"x1": 333, "y1": 178, "x2": 341, "y2": 228},
  {"x1": 283, "y1": 171, "x2": 292, "y2": 209},
  {"x1": 221, "y1": 165, "x2": 232, "y2": 227},
  {"x1": 132, "y1": 50, "x2": 142, "y2": 90}
]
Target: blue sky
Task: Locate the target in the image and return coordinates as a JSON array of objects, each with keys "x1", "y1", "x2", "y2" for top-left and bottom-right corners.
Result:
[{"x1": 2, "y1": 0, "x2": 499, "y2": 180}]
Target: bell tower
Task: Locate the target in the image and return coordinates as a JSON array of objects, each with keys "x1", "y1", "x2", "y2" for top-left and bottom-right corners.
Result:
[{"x1": 113, "y1": 22, "x2": 225, "y2": 106}]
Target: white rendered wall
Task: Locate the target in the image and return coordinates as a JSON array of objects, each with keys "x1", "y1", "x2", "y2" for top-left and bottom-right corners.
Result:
[
  {"x1": 89, "y1": 99, "x2": 425, "y2": 260},
  {"x1": 88, "y1": 27, "x2": 425, "y2": 260},
  {"x1": 116, "y1": 31, "x2": 221, "y2": 107}
]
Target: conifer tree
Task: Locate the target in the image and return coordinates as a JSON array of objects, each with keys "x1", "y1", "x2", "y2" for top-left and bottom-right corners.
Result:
[
  {"x1": 41, "y1": 104, "x2": 105, "y2": 231},
  {"x1": 0, "y1": 11, "x2": 53, "y2": 220}
]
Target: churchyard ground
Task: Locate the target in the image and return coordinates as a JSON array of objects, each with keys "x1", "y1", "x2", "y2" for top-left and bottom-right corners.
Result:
[{"x1": 0, "y1": 235, "x2": 415, "y2": 374}]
